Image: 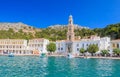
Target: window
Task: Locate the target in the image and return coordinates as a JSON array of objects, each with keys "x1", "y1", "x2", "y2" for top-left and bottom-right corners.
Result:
[
  {"x1": 13, "y1": 50, "x2": 15, "y2": 53},
  {"x1": 76, "y1": 44, "x2": 79, "y2": 47},
  {"x1": 58, "y1": 48, "x2": 60, "y2": 50},
  {"x1": 77, "y1": 48, "x2": 79, "y2": 51},
  {"x1": 20, "y1": 51, "x2": 21, "y2": 54},
  {"x1": 69, "y1": 21, "x2": 72, "y2": 24},
  {"x1": 117, "y1": 44, "x2": 119, "y2": 48},
  {"x1": 61, "y1": 48, "x2": 63, "y2": 50},
  {"x1": 69, "y1": 36, "x2": 71, "y2": 40},
  {"x1": 82, "y1": 44, "x2": 84, "y2": 48},
  {"x1": 112, "y1": 43, "x2": 115, "y2": 47}
]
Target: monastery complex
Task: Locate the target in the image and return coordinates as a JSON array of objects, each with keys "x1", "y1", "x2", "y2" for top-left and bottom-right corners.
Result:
[{"x1": 0, "y1": 15, "x2": 119, "y2": 56}]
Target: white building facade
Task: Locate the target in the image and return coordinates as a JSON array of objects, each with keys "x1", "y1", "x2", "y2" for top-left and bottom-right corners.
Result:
[
  {"x1": 0, "y1": 39, "x2": 32, "y2": 55},
  {"x1": 55, "y1": 40, "x2": 66, "y2": 54},
  {"x1": 0, "y1": 38, "x2": 49, "y2": 55},
  {"x1": 55, "y1": 15, "x2": 111, "y2": 55},
  {"x1": 72, "y1": 36, "x2": 110, "y2": 54},
  {"x1": 28, "y1": 38, "x2": 49, "y2": 54},
  {"x1": 55, "y1": 36, "x2": 110, "y2": 54}
]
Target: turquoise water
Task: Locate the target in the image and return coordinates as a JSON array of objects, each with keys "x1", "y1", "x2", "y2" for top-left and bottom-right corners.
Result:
[{"x1": 0, "y1": 56, "x2": 120, "y2": 77}]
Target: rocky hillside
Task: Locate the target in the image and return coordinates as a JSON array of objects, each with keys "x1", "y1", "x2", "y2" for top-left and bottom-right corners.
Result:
[
  {"x1": 0, "y1": 22, "x2": 38, "y2": 33},
  {"x1": 48, "y1": 24, "x2": 89, "y2": 30},
  {"x1": 0, "y1": 22, "x2": 119, "y2": 41}
]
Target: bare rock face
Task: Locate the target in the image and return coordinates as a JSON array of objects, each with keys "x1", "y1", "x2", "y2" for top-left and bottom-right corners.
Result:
[
  {"x1": 48, "y1": 24, "x2": 89, "y2": 30},
  {"x1": 0, "y1": 22, "x2": 36, "y2": 32}
]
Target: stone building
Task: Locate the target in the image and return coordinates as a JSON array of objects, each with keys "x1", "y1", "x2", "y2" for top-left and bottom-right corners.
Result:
[{"x1": 110, "y1": 40, "x2": 120, "y2": 49}]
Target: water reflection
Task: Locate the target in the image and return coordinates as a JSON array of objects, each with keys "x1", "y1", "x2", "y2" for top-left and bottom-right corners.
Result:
[
  {"x1": 1, "y1": 56, "x2": 120, "y2": 77},
  {"x1": 110, "y1": 60, "x2": 120, "y2": 76},
  {"x1": 96, "y1": 59, "x2": 113, "y2": 77}
]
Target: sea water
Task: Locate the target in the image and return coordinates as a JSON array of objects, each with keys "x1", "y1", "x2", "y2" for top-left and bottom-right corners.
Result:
[{"x1": 0, "y1": 56, "x2": 120, "y2": 77}]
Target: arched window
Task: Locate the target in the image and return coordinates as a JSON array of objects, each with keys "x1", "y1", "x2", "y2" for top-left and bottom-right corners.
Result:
[
  {"x1": 69, "y1": 36, "x2": 71, "y2": 40},
  {"x1": 69, "y1": 21, "x2": 72, "y2": 24},
  {"x1": 117, "y1": 43, "x2": 119, "y2": 48},
  {"x1": 112, "y1": 43, "x2": 115, "y2": 47}
]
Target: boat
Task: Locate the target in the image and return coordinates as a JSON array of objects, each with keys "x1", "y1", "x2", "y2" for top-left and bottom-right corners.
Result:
[
  {"x1": 40, "y1": 53, "x2": 46, "y2": 58},
  {"x1": 67, "y1": 53, "x2": 74, "y2": 58},
  {"x1": 8, "y1": 52, "x2": 14, "y2": 57}
]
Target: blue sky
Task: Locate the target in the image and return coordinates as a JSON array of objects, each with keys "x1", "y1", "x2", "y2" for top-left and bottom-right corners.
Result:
[{"x1": 0, "y1": 0, "x2": 120, "y2": 28}]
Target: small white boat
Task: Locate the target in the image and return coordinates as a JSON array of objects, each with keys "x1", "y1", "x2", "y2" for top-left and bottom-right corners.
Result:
[
  {"x1": 40, "y1": 53, "x2": 46, "y2": 58},
  {"x1": 67, "y1": 53, "x2": 74, "y2": 58},
  {"x1": 8, "y1": 52, "x2": 14, "y2": 57}
]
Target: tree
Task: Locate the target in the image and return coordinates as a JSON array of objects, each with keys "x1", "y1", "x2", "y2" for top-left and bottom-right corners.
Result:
[
  {"x1": 101, "y1": 50, "x2": 109, "y2": 56},
  {"x1": 93, "y1": 28, "x2": 103, "y2": 36},
  {"x1": 103, "y1": 23, "x2": 120, "y2": 39},
  {"x1": 87, "y1": 44, "x2": 99, "y2": 56},
  {"x1": 113, "y1": 48, "x2": 120, "y2": 56},
  {"x1": 18, "y1": 29, "x2": 23, "y2": 33},
  {"x1": 0, "y1": 23, "x2": 120, "y2": 41},
  {"x1": 80, "y1": 48, "x2": 86, "y2": 55},
  {"x1": 8, "y1": 28, "x2": 14, "y2": 33},
  {"x1": 47, "y1": 43, "x2": 56, "y2": 53}
]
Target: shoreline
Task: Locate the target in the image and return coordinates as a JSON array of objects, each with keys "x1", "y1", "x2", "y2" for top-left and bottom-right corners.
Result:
[
  {"x1": 76, "y1": 56, "x2": 120, "y2": 60},
  {"x1": 1, "y1": 54, "x2": 120, "y2": 60},
  {"x1": 48, "y1": 55, "x2": 120, "y2": 60}
]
